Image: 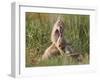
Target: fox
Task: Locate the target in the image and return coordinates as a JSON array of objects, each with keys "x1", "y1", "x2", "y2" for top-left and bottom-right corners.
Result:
[
  {"x1": 42, "y1": 18, "x2": 73, "y2": 60},
  {"x1": 42, "y1": 18, "x2": 65, "y2": 60}
]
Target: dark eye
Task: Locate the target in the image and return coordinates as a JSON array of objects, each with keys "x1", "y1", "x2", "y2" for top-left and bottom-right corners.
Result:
[{"x1": 59, "y1": 45, "x2": 61, "y2": 47}]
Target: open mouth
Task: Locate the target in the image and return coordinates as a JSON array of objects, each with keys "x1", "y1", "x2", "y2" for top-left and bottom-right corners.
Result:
[{"x1": 55, "y1": 29, "x2": 60, "y2": 38}]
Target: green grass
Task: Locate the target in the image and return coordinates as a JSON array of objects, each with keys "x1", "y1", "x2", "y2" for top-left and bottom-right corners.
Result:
[{"x1": 25, "y1": 12, "x2": 89, "y2": 67}]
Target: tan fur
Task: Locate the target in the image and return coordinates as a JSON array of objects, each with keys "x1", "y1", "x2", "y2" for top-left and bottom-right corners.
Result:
[
  {"x1": 42, "y1": 43, "x2": 60, "y2": 60},
  {"x1": 51, "y1": 19, "x2": 64, "y2": 43},
  {"x1": 42, "y1": 19, "x2": 65, "y2": 60}
]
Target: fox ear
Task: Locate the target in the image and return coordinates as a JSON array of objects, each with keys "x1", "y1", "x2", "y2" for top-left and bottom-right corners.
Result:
[
  {"x1": 57, "y1": 16, "x2": 63, "y2": 22},
  {"x1": 57, "y1": 15, "x2": 64, "y2": 20},
  {"x1": 57, "y1": 16, "x2": 61, "y2": 20}
]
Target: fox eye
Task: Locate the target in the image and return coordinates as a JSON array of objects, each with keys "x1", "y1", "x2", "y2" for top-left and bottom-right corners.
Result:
[{"x1": 59, "y1": 45, "x2": 61, "y2": 47}]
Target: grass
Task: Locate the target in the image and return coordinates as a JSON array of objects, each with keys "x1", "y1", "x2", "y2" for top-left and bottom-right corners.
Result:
[{"x1": 25, "y1": 12, "x2": 89, "y2": 67}]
